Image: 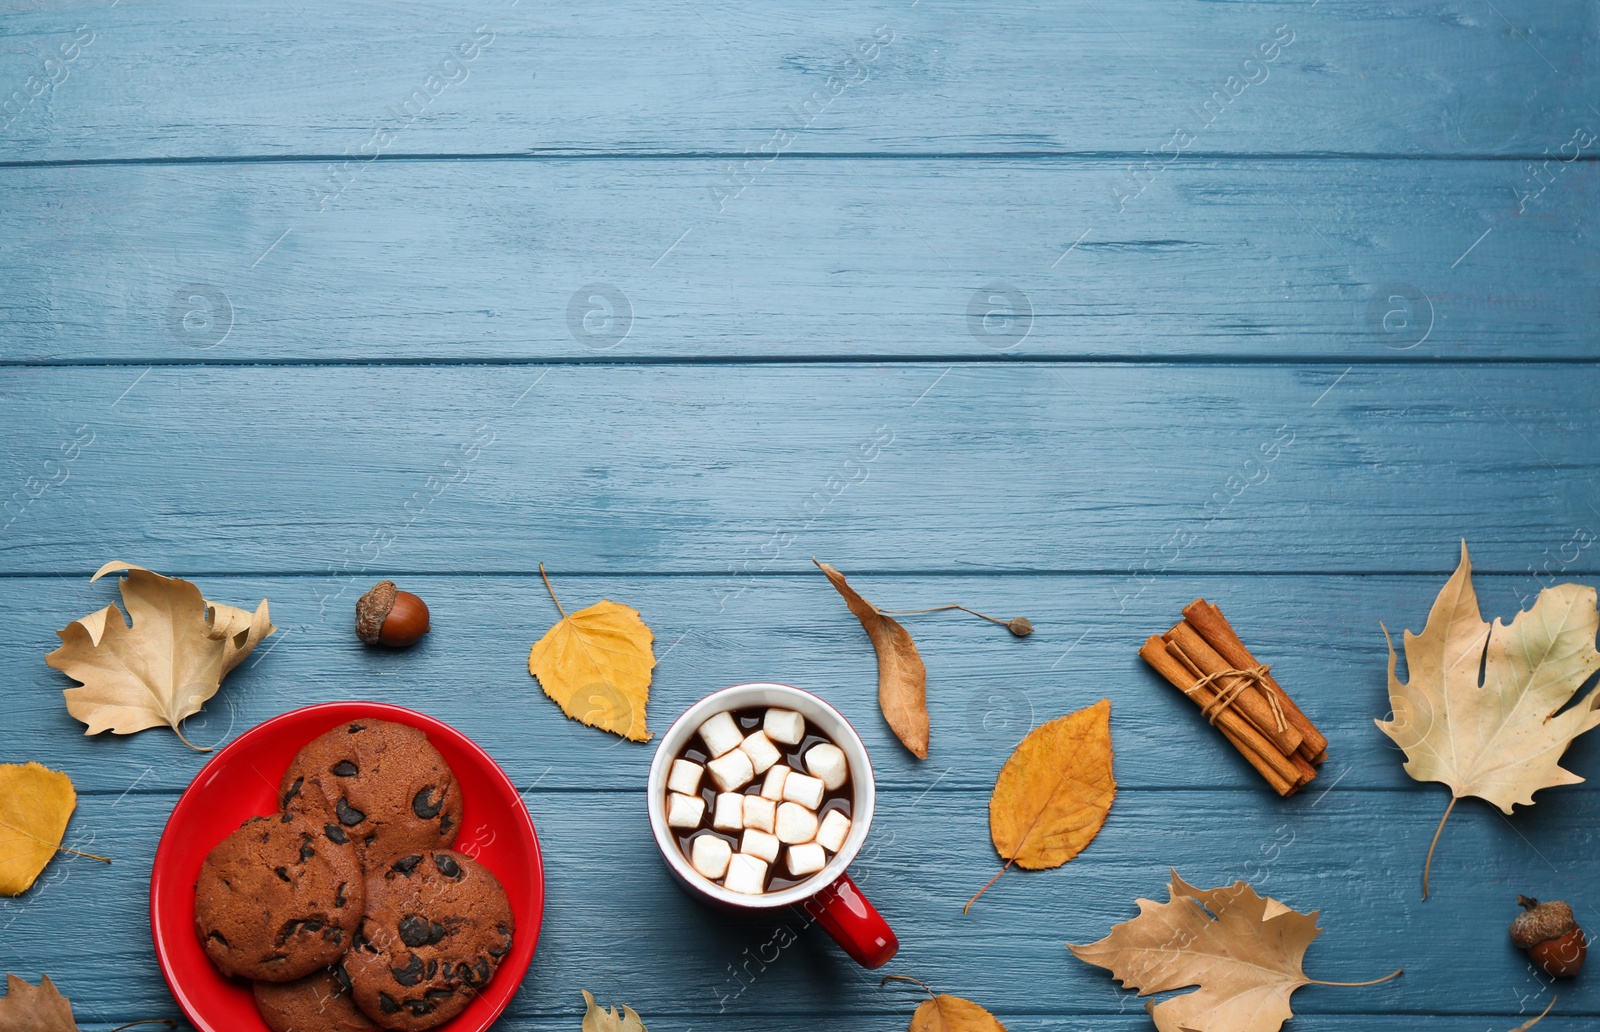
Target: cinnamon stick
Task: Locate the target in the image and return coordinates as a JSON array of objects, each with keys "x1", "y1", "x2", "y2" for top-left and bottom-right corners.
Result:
[
  {"x1": 1182, "y1": 599, "x2": 1328, "y2": 761},
  {"x1": 1139, "y1": 635, "x2": 1300, "y2": 794},
  {"x1": 1163, "y1": 622, "x2": 1304, "y2": 758}
]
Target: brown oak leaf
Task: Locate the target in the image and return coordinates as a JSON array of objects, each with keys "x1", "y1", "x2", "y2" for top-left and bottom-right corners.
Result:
[
  {"x1": 814, "y1": 559, "x2": 928, "y2": 758},
  {"x1": 1069, "y1": 871, "x2": 1400, "y2": 1032},
  {"x1": 0, "y1": 974, "x2": 79, "y2": 1032},
  {"x1": 966, "y1": 699, "x2": 1115, "y2": 911}
]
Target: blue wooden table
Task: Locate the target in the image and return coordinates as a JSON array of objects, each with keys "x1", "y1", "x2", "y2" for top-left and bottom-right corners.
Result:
[{"x1": 3, "y1": 2, "x2": 1597, "y2": 1029}]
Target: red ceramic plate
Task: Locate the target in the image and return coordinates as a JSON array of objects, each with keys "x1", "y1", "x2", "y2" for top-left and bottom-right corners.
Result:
[{"x1": 151, "y1": 702, "x2": 544, "y2": 1032}]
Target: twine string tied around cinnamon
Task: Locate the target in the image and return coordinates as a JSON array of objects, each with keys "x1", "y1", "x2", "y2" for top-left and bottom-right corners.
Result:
[{"x1": 1182, "y1": 663, "x2": 1287, "y2": 732}]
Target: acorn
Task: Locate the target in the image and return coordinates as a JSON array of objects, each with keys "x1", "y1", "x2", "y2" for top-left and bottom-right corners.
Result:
[
  {"x1": 355, "y1": 580, "x2": 430, "y2": 647},
  {"x1": 1511, "y1": 896, "x2": 1587, "y2": 978}
]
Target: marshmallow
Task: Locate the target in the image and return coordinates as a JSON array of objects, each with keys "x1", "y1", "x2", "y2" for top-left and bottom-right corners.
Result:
[
  {"x1": 760, "y1": 764, "x2": 791, "y2": 801},
  {"x1": 804, "y1": 743, "x2": 848, "y2": 791},
  {"x1": 698, "y1": 711, "x2": 743, "y2": 757},
  {"x1": 782, "y1": 772, "x2": 825, "y2": 810},
  {"x1": 713, "y1": 792, "x2": 744, "y2": 832},
  {"x1": 743, "y1": 794, "x2": 776, "y2": 833},
  {"x1": 787, "y1": 842, "x2": 827, "y2": 877},
  {"x1": 764, "y1": 708, "x2": 806, "y2": 745},
  {"x1": 740, "y1": 730, "x2": 782, "y2": 774},
  {"x1": 816, "y1": 810, "x2": 852, "y2": 853},
  {"x1": 706, "y1": 748, "x2": 755, "y2": 792},
  {"x1": 691, "y1": 834, "x2": 732, "y2": 880},
  {"x1": 775, "y1": 801, "x2": 819, "y2": 844},
  {"x1": 741, "y1": 828, "x2": 780, "y2": 863},
  {"x1": 666, "y1": 792, "x2": 706, "y2": 829},
  {"x1": 667, "y1": 758, "x2": 704, "y2": 796},
  {"x1": 724, "y1": 853, "x2": 768, "y2": 895}
]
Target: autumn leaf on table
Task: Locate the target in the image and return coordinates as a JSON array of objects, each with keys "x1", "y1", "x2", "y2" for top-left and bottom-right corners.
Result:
[
  {"x1": 0, "y1": 763, "x2": 107, "y2": 897},
  {"x1": 529, "y1": 566, "x2": 656, "y2": 741},
  {"x1": 580, "y1": 989, "x2": 646, "y2": 1031},
  {"x1": 1069, "y1": 871, "x2": 1401, "y2": 1032},
  {"x1": 965, "y1": 699, "x2": 1115, "y2": 912},
  {"x1": 1375, "y1": 542, "x2": 1600, "y2": 898},
  {"x1": 0, "y1": 974, "x2": 78, "y2": 1032},
  {"x1": 813, "y1": 559, "x2": 929, "y2": 758},
  {"x1": 884, "y1": 976, "x2": 1008, "y2": 1031},
  {"x1": 44, "y1": 563, "x2": 274, "y2": 751}
]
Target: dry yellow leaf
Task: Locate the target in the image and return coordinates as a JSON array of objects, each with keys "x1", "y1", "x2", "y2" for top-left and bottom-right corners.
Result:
[
  {"x1": 580, "y1": 989, "x2": 646, "y2": 1031},
  {"x1": 966, "y1": 699, "x2": 1115, "y2": 912},
  {"x1": 0, "y1": 764, "x2": 83, "y2": 897},
  {"x1": 1069, "y1": 871, "x2": 1401, "y2": 1032},
  {"x1": 910, "y1": 994, "x2": 1007, "y2": 1032},
  {"x1": 814, "y1": 559, "x2": 929, "y2": 758},
  {"x1": 0, "y1": 974, "x2": 79, "y2": 1032},
  {"x1": 529, "y1": 566, "x2": 655, "y2": 742},
  {"x1": 1375, "y1": 542, "x2": 1600, "y2": 897},
  {"x1": 44, "y1": 563, "x2": 274, "y2": 751}
]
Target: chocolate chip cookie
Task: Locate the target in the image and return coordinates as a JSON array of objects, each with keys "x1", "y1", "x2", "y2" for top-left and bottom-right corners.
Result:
[
  {"x1": 280, "y1": 719, "x2": 463, "y2": 864},
  {"x1": 345, "y1": 850, "x2": 515, "y2": 1031},
  {"x1": 253, "y1": 964, "x2": 380, "y2": 1032},
  {"x1": 194, "y1": 812, "x2": 365, "y2": 982}
]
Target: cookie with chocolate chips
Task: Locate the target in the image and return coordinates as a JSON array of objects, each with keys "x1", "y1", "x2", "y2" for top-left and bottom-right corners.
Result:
[
  {"x1": 345, "y1": 849, "x2": 515, "y2": 1031},
  {"x1": 253, "y1": 964, "x2": 380, "y2": 1032},
  {"x1": 194, "y1": 812, "x2": 365, "y2": 981},
  {"x1": 280, "y1": 719, "x2": 464, "y2": 864}
]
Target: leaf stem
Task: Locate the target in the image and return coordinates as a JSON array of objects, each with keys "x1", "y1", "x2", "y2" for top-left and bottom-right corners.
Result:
[
  {"x1": 539, "y1": 563, "x2": 567, "y2": 618},
  {"x1": 876, "y1": 604, "x2": 1006, "y2": 627},
  {"x1": 109, "y1": 1021, "x2": 177, "y2": 1032},
  {"x1": 1305, "y1": 968, "x2": 1403, "y2": 988},
  {"x1": 170, "y1": 722, "x2": 214, "y2": 753},
  {"x1": 1422, "y1": 795, "x2": 1458, "y2": 901},
  {"x1": 879, "y1": 974, "x2": 937, "y2": 1000},
  {"x1": 963, "y1": 856, "x2": 1018, "y2": 914},
  {"x1": 59, "y1": 844, "x2": 111, "y2": 864},
  {"x1": 1508, "y1": 995, "x2": 1557, "y2": 1032}
]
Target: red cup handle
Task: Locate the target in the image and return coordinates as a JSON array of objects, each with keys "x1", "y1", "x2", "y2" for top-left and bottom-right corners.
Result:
[{"x1": 805, "y1": 872, "x2": 898, "y2": 968}]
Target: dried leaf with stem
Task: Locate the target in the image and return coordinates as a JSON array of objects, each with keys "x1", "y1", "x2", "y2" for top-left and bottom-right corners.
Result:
[
  {"x1": 881, "y1": 975, "x2": 1008, "y2": 1031},
  {"x1": 529, "y1": 565, "x2": 656, "y2": 741},
  {"x1": 1507, "y1": 996, "x2": 1556, "y2": 1032},
  {"x1": 0, "y1": 974, "x2": 174, "y2": 1032},
  {"x1": 580, "y1": 989, "x2": 647, "y2": 1031},
  {"x1": 0, "y1": 763, "x2": 109, "y2": 897},
  {"x1": 814, "y1": 559, "x2": 929, "y2": 758}
]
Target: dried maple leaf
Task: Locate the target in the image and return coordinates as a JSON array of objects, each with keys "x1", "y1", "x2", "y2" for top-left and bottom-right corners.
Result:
[
  {"x1": 814, "y1": 559, "x2": 929, "y2": 758},
  {"x1": 1069, "y1": 871, "x2": 1401, "y2": 1032},
  {"x1": 45, "y1": 563, "x2": 274, "y2": 752},
  {"x1": 529, "y1": 566, "x2": 655, "y2": 742},
  {"x1": 1375, "y1": 542, "x2": 1600, "y2": 898},
  {"x1": 965, "y1": 699, "x2": 1115, "y2": 912},
  {"x1": 0, "y1": 974, "x2": 79, "y2": 1032},
  {"x1": 580, "y1": 989, "x2": 646, "y2": 1031},
  {"x1": 0, "y1": 763, "x2": 108, "y2": 897}
]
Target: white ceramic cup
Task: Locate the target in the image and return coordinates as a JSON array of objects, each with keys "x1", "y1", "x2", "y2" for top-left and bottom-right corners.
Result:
[{"x1": 646, "y1": 682, "x2": 899, "y2": 968}]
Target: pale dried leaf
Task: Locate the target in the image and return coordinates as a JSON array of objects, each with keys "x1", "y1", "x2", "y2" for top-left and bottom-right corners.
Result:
[
  {"x1": 1069, "y1": 871, "x2": 1326, "y2": 1032},
  {"x1": 1507, "y1": 996, "x2": 1556, "y2": 1032},
  {"x1": 0, "y1": 974, "x2": 79, "y2": 1032},
  {"x1": 814, "y1": 559, "x2": 929, "y2": 758},
  {"x1": 530, "y1": 600, "x2": 655, "y2": 741},
  {"x1": 91, "y1": 561, "x2": 275, "y2": 673},
  {"x1": 581, "y1": 989, "x2": 647, "y2": 1031},
  {"x1": 1376, "y1": 542, "x2": 1600, "y2": 812},
  {"x1": 0, "y1": 764, "x2": 76, "y2": 897},
  {"x1": 909, "y1": 994, "x2": 1008, "y2": 1031}
]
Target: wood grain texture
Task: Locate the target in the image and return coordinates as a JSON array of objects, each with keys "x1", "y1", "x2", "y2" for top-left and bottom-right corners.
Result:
[
  {"x1": 0, "y1": 158, "x2": 1593, "y2": 361},
  {"x1": 0, "y1": 1, "x2": 1591, "y2": 161},
  {"x1": 2, "y1": 791, "x2": 1594, "y2": 1019},
  {"x1": 2, "y1": 363, "x2": 1598, "y2": 574},
  {"x1": 7, "y1": 574, "x2": 1598, "y2": 796}
]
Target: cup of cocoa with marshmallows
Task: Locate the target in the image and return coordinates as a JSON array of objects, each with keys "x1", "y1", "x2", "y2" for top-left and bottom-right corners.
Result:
[{"x1": 646, "y1": 682, "x2": 898, "y2": 968}]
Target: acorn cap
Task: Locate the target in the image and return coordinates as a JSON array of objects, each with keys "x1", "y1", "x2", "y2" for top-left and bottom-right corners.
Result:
[
  {"x1": 1511, "y1": 896, "x2": 1577, "y2": 948},
  {"x1": 355, "y1": 580, "x2": 398, "y2": 644}
]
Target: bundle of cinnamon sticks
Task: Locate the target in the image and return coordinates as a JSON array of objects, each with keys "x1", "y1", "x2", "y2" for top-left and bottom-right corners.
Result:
[{"x1": 1139, "y1": 599, "x2": 1326, "y2": 796}]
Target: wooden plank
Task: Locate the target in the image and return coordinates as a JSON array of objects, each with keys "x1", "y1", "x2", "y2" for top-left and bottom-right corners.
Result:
[
  {"x1": 1, "y1": 157, "x2": 1593, "y2": 361},
  {"x1": 0, "y1": 363, "x2": 1597, "y2": 574},
  {"x1": 3, "y1": 790, "x2": 1594, "y2": 1019},
  {"x1": 7, "y1": 574, "x2": 1598, "y2": 795},
  {"x1": 0, "y1": 2, "x2": 1592, "y2": 161}
]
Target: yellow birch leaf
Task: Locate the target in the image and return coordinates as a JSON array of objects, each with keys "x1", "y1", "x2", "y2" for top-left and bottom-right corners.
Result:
[
  {"x1": 0, "y1": 764, "x2": 77, "y2": 897},
  {"x1": 910, "y1": 994, "x2": 1008, "y2": 1031},
  {"x1": 0, "y1": 974, "x2": 79, "y2": 1032},
  {"x1": 814, "y1": 559, "x2": 929, "y2": 758},
  {"x1": 580, "y1": 989, "x2": 647, "y2": 1031},
  {"x1": 44, "y1": 564, "x2": 275, "y2": 751},
  {"x1": 1375, "y1": 542, "x2": 1600, "y2": 897},
  {"x1": 529, "y1": 567, "x2": 655, "y2": 742},
  {"x1": 1069, "y1": 871, "x2": 1401, "y2": 1032},
  {"x1": 967, "y1": 699, "x2": 1115, "y2": 911}
]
